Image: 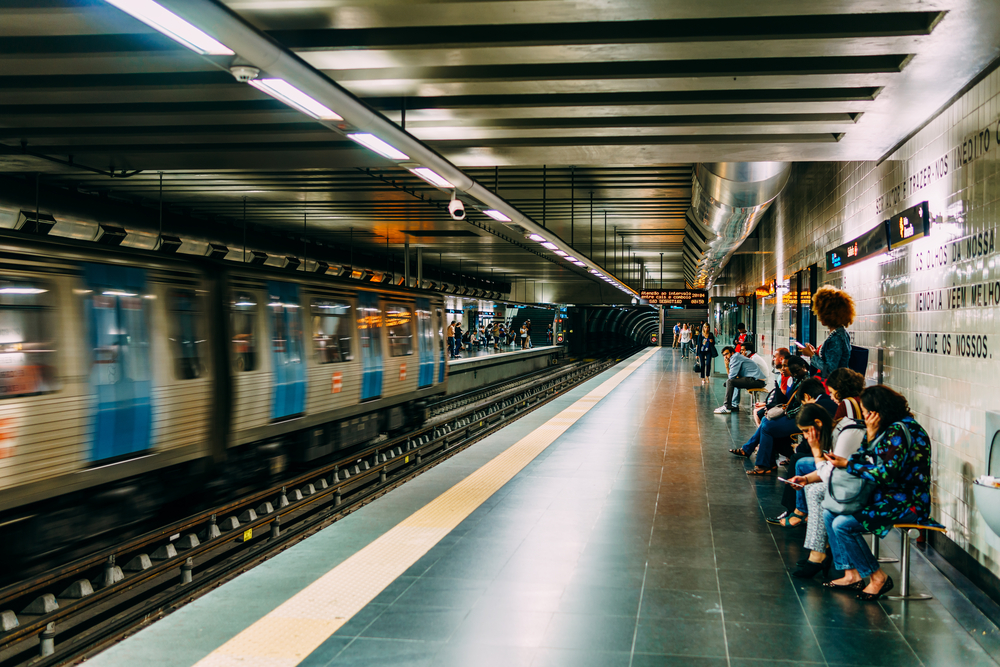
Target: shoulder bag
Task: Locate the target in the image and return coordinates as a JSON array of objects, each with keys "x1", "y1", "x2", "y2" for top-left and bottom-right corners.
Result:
[{"x1": 822, "y1": 422, "x2": 911, "y2": 515}]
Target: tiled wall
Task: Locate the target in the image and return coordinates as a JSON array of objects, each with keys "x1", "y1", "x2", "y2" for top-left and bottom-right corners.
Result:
[{"x1": 724, "y1": 66, "x2": 1000, "y2": 577}]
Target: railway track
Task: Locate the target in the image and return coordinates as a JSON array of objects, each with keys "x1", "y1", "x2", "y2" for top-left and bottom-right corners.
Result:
[{"x1": 0, "y1": 350, "x2": 635, "y2": 667}]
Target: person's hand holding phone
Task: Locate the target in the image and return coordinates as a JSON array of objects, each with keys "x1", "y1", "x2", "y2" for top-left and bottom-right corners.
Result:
[{"x1": 823, "y1": 452, "x2": 849, "y2": 469}]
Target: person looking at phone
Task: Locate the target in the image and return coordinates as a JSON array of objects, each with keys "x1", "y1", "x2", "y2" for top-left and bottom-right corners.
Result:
[
  {"x1": 788, "y1": 385, "x2": 939, "y2": 600},
  {"x1": 796, "y1": 286, "x2": 855, "y2": 379}
]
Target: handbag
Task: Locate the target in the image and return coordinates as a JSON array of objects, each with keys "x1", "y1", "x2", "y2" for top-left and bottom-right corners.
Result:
[
  {"x1": 821, "y1": 422, "x2": 910, "y2": 515},
  {"x1": 693, "y1": 362, "x2": 702, "y2": 374}
]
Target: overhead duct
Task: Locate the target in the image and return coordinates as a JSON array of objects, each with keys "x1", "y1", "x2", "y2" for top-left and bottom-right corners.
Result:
[{"x1": 684, "y1": 162, "x2": 790, "y2": 289}]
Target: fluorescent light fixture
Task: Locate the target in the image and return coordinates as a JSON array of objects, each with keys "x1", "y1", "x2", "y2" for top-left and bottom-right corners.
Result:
[
  {"x1": 541, "y1": 242, "x2": 559, "y2": 250},
  {"x1": 573, "y1": 261, "x2": 586, "y2": 267},
  {"x1": 483, "y1": 210, "x2": 511, "y2": 222},
  {"x1": 247, "y1": 79, "x2": 342, "y2": 120},
  {"x1": 528, "y1": 234, "x2": 546, "y2": 242},
  {"x1": 0, "y1": 287, "x2": 47, "y2": 295},
  {"x1": 347, "y1": 133, "x2": 409, "y2": 161},
  {"x1": 589, "y1": 270, "x2": 601, "y2": 275},
  {"x1": 553, "y1": 250, "x2": 567, "y2": 256},
  {"x1": 104, "y1": 0, "x2": 234, "y2": 55},
  {"x1": 564, "y1": 256, "x2": 578, "y2": 262},
  {"x1": 234, "y1": 301, "x2": 256, "y2": 307},
  {"x1": 102, "y1": 290, "x2": 137, "y2": 297},
  {"x1": 409, "y1": 167, "x2": 453, "y2": 188}
]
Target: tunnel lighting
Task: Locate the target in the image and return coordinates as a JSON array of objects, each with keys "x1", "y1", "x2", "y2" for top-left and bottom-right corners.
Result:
[
  {"x1": 104, "y1": 0, "x2": 234, "y2": 55},
  {"x1": 573, "y1": 261, "x2": 586, "y2": 267},
  {"x1": 527, "y1": 234, "x2": 546, "y2": 242},
  {"x1": 564, "y1": 256, "x2": 578, "y2": 262},
  {"x1": 234, "y1": 301, "x2": 256, "y2": 307},
  {"x1": 553, "y1": 250, "x2": 567, "y2": 256},
  {"x1": 0, "y1": 287, "x2": 47, "y2": 295},
  {"x1": 483, "y1": 210, "x2": 511, "y2": 222},
  {"x1": 102, "y1": 290, "x2": 137, "y2": 297},
  {"x1": 347, "y1": 133, "x2": 409, "y2": 161},
  {"x1": 541, "y1": 242, "x2": 559, "y2": 250},
  {"x1": 409, "y1": 167, "x2": 453, "y2": 188},
  {"x1": 247, "y1": 79, "x2": 342, "y2": 120}
]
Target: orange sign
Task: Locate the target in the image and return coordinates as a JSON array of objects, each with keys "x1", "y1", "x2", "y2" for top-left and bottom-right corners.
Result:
[
  {"x1": 399, "y1": 363, "x2": 407, "y2": 382},
  {"x1": 0, "y1": 418, "x2": 12, "y2": 459},
  {"x1": 331, "y1": 372, "x2": 342, "y2": 394}
]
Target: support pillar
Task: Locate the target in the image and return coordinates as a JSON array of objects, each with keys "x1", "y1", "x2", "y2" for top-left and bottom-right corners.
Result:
[
  {"x1": 416, "y1": 247, "x2": 423, "y2": 288},
  {"x1": 404, "y1": 240, "x2": 410, "y2": 287}
]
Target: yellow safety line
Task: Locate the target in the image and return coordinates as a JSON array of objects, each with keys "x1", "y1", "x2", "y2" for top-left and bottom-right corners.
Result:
[{"x1": 194, "y1": 347, "x2": 660, "y2": 667}]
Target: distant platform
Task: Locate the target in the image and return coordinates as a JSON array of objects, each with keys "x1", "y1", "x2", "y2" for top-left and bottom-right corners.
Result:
[{"x1": 447, "y1": 345, "x2": 563, "y2": 394}]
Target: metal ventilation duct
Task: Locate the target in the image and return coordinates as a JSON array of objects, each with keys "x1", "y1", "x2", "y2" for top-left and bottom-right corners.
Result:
[{"x1": 684, "y1": 162, "x2": 791, "y2": 289}]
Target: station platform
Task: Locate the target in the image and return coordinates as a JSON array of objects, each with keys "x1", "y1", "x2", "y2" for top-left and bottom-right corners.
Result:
[
  {"x1": 86, "y1": 348, "x2": 1000, "y2": 667},
  {"x1": 447, "y1": 345, "x2": 563, "y2": 394}
]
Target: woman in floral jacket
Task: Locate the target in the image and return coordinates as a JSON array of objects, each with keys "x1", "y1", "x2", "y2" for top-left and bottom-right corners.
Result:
[{"x1": 792, "y1": 385, "x2": 938, "y2": 601}]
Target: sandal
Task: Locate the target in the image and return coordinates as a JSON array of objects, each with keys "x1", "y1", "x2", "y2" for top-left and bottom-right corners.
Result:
[
  {"x1": 777, "y1": 515, "x2": 806, "y2": 528},
  {"x1": 729, "y1": 448, "x2": 749, "y2": 458},
  {"x1": 857, "y1": 576, "x2": 894, "y2": 601},
  {"x1": 746, "y1": 466, "x2": 777, "y2": 475}
]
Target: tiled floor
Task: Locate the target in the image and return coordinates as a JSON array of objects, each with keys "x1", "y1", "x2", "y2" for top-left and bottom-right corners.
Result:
[
  {"x1": 302, "y1": 349, "x2": 1000, "y2": 667},
  {"x1": 88, "y1": 348, "x2": 1000, "y2": 667}
]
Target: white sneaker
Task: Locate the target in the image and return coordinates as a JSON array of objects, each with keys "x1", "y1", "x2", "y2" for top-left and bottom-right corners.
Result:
[{"x1": 714, "y1": 406, "x2": 731, "y2": 414}]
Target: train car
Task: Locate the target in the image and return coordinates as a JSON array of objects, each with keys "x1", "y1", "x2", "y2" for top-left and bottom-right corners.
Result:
[{"x1": 0, "y1": 230, "x2": 448, "y2": 560}]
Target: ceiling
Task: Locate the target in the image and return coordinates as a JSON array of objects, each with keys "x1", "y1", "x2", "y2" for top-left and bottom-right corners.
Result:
[{"x1": 1, "y1": 0, "x2": 998, "y2": 303}]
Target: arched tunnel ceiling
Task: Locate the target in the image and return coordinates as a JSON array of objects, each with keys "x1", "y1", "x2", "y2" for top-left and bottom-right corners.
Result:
[{"x1": 1, "y1": 0, "x2": 998, "y2": 304}]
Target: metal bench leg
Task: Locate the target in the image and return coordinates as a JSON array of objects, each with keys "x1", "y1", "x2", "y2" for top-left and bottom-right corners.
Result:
[
  {"x1": 870, "y1": 532, "x2": 898, "y2": 564},
  {"x1": 887, "y1": 528, "x2": 932, "y2": 600}
]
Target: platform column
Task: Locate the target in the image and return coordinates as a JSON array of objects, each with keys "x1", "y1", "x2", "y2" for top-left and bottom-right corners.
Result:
[
  {"x1": 404, "y1": 240, "x2": 410, "y2": 287},
  {"x1": 416, "y1": 247, "x2": 423, "y2": 288}
]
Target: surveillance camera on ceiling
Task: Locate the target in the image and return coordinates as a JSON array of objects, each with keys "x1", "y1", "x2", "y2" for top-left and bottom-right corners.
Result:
[{"x1": 448, "y1": 192, "x2": 466, "y2": 220}]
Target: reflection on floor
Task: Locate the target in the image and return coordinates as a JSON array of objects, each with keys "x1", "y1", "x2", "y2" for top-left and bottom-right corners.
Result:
[{"x1": 301, "y1": 349, "x2": 1000, "y2": 666}]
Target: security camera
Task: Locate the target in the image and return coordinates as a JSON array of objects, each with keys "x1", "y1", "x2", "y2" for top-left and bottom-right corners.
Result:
[
  {"x1": 448, "y1": 192, "x2": 466, "y2": 220},
  {"x1": 230, "y1": 66, "x2": 260, "y2": 83}
]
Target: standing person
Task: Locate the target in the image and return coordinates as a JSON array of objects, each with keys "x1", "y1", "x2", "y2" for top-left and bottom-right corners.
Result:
[
  {"x1": 526, "y1": 320, "x2": 533, "y2": 348},
  {"x1": 734, "y1": 322, "x2": 753, "y2": 354},
  {"x1": 547, "y1": 323, "x2": 553, "y2": 345},
  {"x1": 714, "y1": 345, "x2": 767, "y2": 414},
  {"x1": 492, "y1": 321, "x2": 501, "y2": 350},
  {"x1": 673, "y1": 322, "x2": 681, "y2": 348},
  {"x1": 679, "y1": 324, "x2": 692, "y2": 359},
  {"x1": 454, "y1": 321, "x2": 463, "y2": 358},
  {"x1": 697, "y1": 323, "x2": 717, "y2": 383},
  {"x1": 446, "y1": 321, "x2": 457, "y2": 359},
  {"x1": 798, "y1": 286, "x2": 855, "y2": 379}
]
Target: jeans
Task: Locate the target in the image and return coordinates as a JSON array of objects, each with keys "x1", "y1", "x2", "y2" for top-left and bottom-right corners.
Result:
[
  {"x1": 794, "y1": 457, "x2": 817, "y2": 514},
  {"x1": 824, "y1": 511, "x2": 880, "y2": 577},
  {"x1": 753, "y1": 415, "x2": 800, "y2": 469},
  {"x1": 447, "y1": 337, "x2": 455, "y2": 357},
  {"x1": 724, "y1": 377, "x2": 765, "y2": 409},
  {"x1": 698, "y1": 352, "x2": 711, "y2": 378}
]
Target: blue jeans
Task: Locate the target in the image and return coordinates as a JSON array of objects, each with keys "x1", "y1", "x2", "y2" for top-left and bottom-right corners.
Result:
[
  {"x1": 741, "y1": 422, "x2": 764, "y2": 455},
  {"x1": 794, "y1": 457, "x2": 817, "y2": 514},
  {"x1": 824, "y1": 511, "x2": 880, "y2": 577},
  {"x1": 754, "y1": 416, "x2": 799, "y2": 469}
]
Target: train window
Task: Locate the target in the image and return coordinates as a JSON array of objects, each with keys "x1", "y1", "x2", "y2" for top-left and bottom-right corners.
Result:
[
  {"x1": 0, "y1": 282, "x2": 58, "y2": 397},
  {"x1": 168, "y1": 289, "x2": 206, "y2": 380},
  {"x1": 231, "y1": 293, "x2": 257, "y2": 372},
  {"x1": 385, "y1": 303, "x2": 413, "y2": 357},
  {"x1": 312, "y1": 299, "x2": 352, "y2": 364},
  {"x1": 270, "y1": 294, "x2": 304, "y2": 364}
]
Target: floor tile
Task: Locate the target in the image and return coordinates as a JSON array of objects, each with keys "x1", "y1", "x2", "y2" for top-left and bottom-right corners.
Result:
[{"x1": 359, "y1": 608, "x2": 468, "y2": 642}]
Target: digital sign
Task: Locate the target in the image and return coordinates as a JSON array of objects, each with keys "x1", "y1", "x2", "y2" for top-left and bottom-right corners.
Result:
[
  {"x1": 887, "y1": 201, "x2": 930, "y2": 249},
  {"x1": 826, "y1": 222, "x2": 889, "y2": 273},
  {"x1": 755, "y1": 281, "x2": 776, "y2": 298},
  {"x1": 640, "y1": 290, "x2": 708, "y2": 307}
]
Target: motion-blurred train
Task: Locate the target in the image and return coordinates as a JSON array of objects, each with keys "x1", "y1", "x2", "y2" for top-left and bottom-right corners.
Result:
[{"x1": 0, "y1": 230, "x2": 448, "y2": 559}]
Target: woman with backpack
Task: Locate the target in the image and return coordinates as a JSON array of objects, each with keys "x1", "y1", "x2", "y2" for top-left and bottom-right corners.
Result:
[{"x1": 789, "y1": 385, "x2": 939, "y2": 599}]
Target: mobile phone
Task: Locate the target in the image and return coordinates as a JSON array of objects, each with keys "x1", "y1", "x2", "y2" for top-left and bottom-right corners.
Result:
[{"x1": 792, "y1": 340, "x2": 804, "y2": 349}]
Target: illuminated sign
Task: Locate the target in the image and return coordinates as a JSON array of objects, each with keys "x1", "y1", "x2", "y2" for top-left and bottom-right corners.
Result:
[
  {"x1": 826, "y1": 222, "x2": 889, "y2": 273},
  {"x1": 639, "y1": 290, "x2": 708, "y2": 307},
  {"x1": 755, "y1": 281, "x2": 776, "y2": 298},
  {"x1": 887, "y1": 201, "x2": 930, "y2": 249}
]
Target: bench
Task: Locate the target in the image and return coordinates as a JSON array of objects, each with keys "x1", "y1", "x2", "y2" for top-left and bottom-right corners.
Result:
[{"x1": 870, "y1": 524, "x2": 947, "y2": 600}]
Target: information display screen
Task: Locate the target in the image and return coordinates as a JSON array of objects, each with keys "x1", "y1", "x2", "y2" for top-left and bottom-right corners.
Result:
[
  {"x1": 826, "y1": 222, "x2": 889, "y2": 273},
  {"x1": 887, "y1": 201, "x2": 930, "y2": 249},
  {"x1": 640, "y1": 290, "x2": 708, "y2": 307}
]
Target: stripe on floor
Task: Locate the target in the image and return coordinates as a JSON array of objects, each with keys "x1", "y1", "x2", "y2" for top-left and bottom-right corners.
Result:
[{"x1": 194, "y1": 347, "x2": 661, "y2": 667}]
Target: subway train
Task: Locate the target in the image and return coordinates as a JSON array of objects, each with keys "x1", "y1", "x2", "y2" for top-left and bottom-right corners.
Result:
[{"x1": 0, "y1": 230, "x2": 449, "y2": 561}]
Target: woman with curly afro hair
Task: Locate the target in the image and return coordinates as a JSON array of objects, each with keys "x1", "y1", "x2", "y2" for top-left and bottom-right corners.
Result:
[{"x1": 799, "y1": 285, "x2": 855, "y2": 378}]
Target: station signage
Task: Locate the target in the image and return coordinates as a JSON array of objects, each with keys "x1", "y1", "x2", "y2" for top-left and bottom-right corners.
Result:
[
  {"x1": 755, "y1": 281, "x2": 776, "y2": 298},
  {"x1": 826, "y1": 222, "x2": 889, "y2": 273},
  {"x1": 887, "y1": 201, "x2": 930, "y2": 249},
  {"x1": 640, "y1": 289, "x2": 708, "y2": 307}
]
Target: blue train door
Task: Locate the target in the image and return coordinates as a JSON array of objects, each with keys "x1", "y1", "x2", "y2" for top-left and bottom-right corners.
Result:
[
  {"x1": 415, "y1": 298, "x2": 434, "y2": 388},
  {"x1": 267, "y1": 281, "x2": 306, "y2": 420},
  {"x1": 436, "y1": 307, "x2": 446, "y2": 383},
  {"x1": 83, "y1": 264, "x2": 153, "y2": 462},
  {"x1": 357, "y1": 292, "x2": 383, "y2": 400}
]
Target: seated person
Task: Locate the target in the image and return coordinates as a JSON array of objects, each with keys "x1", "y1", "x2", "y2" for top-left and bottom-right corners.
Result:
[
  {"x1": 714, "y1": 345, "x2": 767, "y2": 414},
  {"x1": 728, "y1": 357, "x2": 813, "y2": 474},
  {"x1": 789, "y1": 385, "x2": 940, "y2": 599},
  {"x1": 753, "y1": 347, "x2": 792, "y2": 426}
]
